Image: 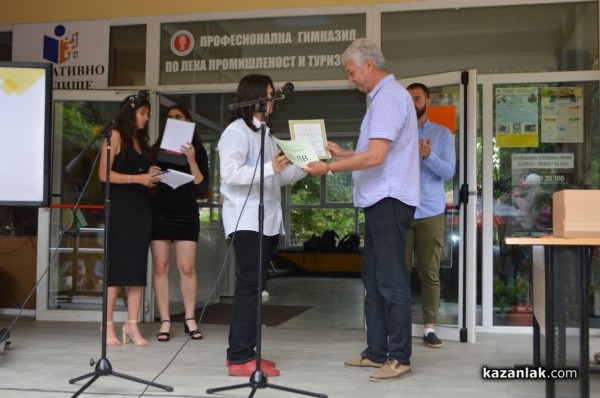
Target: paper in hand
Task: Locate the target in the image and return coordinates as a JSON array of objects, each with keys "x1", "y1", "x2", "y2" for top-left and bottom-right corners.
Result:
[
  {"x1": 155, "y1": 169, "x2": 194, "y2": 189},
  {"x1": 272, "y1": 137, "x2": 319, "y2": 168},
  {"x1": 157, "y1": 119, "x2": 195, "y2": 165},
  {"x1": 160, "y1": 118, "x2": 195, "y2": 154}
]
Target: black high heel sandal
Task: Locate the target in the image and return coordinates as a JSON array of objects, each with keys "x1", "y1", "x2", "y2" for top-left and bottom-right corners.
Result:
[
  {"x1": 156, "y1": 320, "x2": 171, "y2": 342},
  {"x1": 184, "y1": 318, "x2": 203, "y2": 340}
]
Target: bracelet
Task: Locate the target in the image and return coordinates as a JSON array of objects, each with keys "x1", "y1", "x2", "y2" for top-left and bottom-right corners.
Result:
[{"x1": 127, "y1": 175, "x2": 132, "y2": 184}]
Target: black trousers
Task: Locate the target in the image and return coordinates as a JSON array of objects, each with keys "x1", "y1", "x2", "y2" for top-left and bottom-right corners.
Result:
[{"x1": 227, "y1": 230, "x2": 279, "y2": 363}]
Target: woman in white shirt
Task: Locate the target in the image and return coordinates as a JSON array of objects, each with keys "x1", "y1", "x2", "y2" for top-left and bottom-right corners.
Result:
[{"x1": 218, "y1": 74, "x2": 305, "y2": 377}]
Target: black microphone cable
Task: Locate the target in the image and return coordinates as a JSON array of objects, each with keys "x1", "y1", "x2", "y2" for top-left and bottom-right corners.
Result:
[{"x1": 136, "y1": 141, "x2": 263, "y2": 397}]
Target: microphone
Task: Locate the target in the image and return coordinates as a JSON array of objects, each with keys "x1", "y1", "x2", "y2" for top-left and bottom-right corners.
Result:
[
  {"x1": 227, "y1": 83, "x2": 294, "y2": 111},
  {"x1": 276, "y1": 82, "x2": 294, "y2": 96}
]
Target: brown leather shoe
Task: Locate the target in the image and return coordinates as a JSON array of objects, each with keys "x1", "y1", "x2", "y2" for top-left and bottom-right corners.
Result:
[
  {"x1": 344, "y1": 351, "x2": 384, "y2": 370},
  {"x1": 369, "y1": 359, "x2": 411, "y2": 382}
]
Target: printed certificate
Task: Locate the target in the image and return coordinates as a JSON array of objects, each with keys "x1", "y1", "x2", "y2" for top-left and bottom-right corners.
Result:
[{"x1": 288, "y1": 119, "x2": 331, "y2": 159}]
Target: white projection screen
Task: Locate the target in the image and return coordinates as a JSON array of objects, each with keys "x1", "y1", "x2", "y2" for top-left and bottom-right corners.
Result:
[{"x1": 0, "y1": 61, "x2": 52, "y2": 207}]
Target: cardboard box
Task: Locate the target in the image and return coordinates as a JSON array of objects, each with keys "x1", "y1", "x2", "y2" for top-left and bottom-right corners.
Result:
[{"x1": 552, "y1": 190, "x2": 600, "y2": 238}]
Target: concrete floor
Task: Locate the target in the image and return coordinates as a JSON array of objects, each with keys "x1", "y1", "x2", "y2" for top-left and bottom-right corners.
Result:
[{"x1": 0, "y1": 275, "x2": 598, "y2": 397}]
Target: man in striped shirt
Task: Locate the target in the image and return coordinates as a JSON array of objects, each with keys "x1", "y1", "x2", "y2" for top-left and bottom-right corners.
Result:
[{"x1": 305, "y1": 38, "x2": 419, "y2": 382}]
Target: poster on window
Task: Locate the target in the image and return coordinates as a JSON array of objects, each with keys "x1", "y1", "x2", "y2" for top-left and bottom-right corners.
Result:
[
  {"x1": 540, "y1": 87, "x2": 583, "y2": 143},
  {"x1": 495, "y1": 87, "x2": 539, "y2": 147},
  {"x1": 510, "y1": 153, "x2": 574, "y2": 234}
]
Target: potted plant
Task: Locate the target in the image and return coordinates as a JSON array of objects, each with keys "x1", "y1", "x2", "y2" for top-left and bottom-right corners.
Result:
[
  {"x1": 493, "y1": 274, "x2": 532, "y2": 326},
  {"x1": 505, "y1": 275, "x2": 532, "y2": 326},
  {"x1": 493, "y1": 275, "x2": 510, "y2": 319}
]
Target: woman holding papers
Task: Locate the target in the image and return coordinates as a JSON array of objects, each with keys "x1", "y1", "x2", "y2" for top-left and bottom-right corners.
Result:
[
  {"x1": 150, "y1": 104, "x2": 210, "y2": 342},
  {"x1": 98, "y1": 94, "x2": 161, "y2": 347},
  {"x1": 219, "y1": 74, "x2": 305, "y2": 377}
]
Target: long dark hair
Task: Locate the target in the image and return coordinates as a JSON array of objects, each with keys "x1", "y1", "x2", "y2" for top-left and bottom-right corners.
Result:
[
  {"x1": 230, "y1": 74, "x2": 275, "y2": 132},
  {"x1": 114, "y1": 95, "x2": 151, "y2": 156}
]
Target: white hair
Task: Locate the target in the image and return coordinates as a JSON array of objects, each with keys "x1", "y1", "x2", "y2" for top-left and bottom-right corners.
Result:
[{"x1": 341, "y1": 38, "x2": 386, "y2": 69}]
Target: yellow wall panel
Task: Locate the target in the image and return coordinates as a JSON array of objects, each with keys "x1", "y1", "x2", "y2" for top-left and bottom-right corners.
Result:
[{"x1": 1, "y1": 0, "x2": 412, "y2": 24}]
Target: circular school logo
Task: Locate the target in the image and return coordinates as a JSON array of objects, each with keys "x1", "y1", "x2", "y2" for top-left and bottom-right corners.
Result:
[{"x1": 170, "y1": 30, "x2": 194, "y2": 56}]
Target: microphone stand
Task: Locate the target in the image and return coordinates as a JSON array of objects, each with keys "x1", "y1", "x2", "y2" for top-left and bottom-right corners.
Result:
[
  {"x1": 206, "y1": 97, "x2": 326, "y2": 398},
  {"x1": 66, "y1": 98, "x2": 173, "y2": 397}
]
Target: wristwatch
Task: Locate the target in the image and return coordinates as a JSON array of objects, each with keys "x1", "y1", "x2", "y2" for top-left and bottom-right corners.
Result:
[{"x1": 326, "y1": 163, "x2": 334, "y2": 175}]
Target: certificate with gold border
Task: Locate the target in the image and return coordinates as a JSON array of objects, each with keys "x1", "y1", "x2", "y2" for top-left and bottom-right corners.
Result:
[{"x1": 288, "y1": 119, "x2": 331, "y2": 159}]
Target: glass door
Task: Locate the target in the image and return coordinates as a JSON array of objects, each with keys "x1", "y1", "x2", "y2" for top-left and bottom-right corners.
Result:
[
  {"x1": 37, "y1": 90, "x2": 145, "y2": 321},
  {"x1": 399, "y1": 70, "x2": 478, "y2": 342},
  {"x1": 37, "y1": 90, "x2": 224, "y2": 321},
  {"x1": 478, "y1": 72, "x2": 600, "y2": 329}
]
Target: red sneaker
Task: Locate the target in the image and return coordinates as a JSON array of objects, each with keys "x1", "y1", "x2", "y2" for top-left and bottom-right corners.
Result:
[
  {"x1": 227, "y1": 358, "x2": 276, "y2": 368},
  {"x1": 227, "y1": 359, "x2": 280, "y2": 377},
  {"x1": 260, "y1": 358, "x2": 276, "y2": 368}
]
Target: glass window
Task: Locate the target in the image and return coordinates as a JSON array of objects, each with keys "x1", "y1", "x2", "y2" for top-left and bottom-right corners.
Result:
[
  {"x1": 291, "y1": 175, "x2": 320, "y2": 206},
  {"x1": 164, "y1": 89, "x2": 365, "y2": 248},
  {"x1": 325, "y1": 141, "x2": 353, "y2": 204},
  {"x1": 109, "y1": 25, "x2": 146, "y2": 86},
  {"x1": 0, "y1": 31, "x2": 11, "y2": 61},
  {"x1": 50, "y1": 99, "x2": 123, "y2": 310},
  {"x1": 382, "y1": 2, "x2": 599, "y2": 76},
  {"x1": 289, "y1": 208, "x2": 357, "y2": 247},
  {"x1": 490, "y1": 80, "x2": 599, "y2": 326},
  {"x1": 289, "y1": 139, "x2": 358, "y2": 247}
]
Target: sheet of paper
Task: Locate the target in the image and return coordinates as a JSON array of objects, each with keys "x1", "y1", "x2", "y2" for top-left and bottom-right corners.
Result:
[
  {"x1": 273, "y1": 137, "x2": 320, "y2": 169},
  {"x1": 160, "y1": 118, "x2": 195, "y2": 154},
  {"x1": 155, "y1": 169, "x2": 194, "y2": 189},
  {"x1": 288, "y1": 119, "x2": 331, "y2": 159}
]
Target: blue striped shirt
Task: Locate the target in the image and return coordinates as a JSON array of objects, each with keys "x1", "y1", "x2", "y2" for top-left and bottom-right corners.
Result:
[
  {"x1": 415, "y1": 119, "x2": 456, "y2": 219},
  {"x1": 353, "y1": 74, "x2": 420, "y2": 208}
]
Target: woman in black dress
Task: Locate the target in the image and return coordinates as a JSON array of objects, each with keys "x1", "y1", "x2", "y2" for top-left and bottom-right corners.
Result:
[
  {"x1": 150, "y1": 105, "x2": 210, "y2": 342},
  {"x1": 98, "y1": 95, "x2": 160, "y2": 347}
]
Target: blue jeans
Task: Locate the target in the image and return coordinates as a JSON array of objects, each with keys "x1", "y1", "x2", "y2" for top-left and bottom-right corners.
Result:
[
  {"x1": 227, "y1": 231, "x2": 279, "y2": 364},
  {"x1": 362, "y1": 198, "x2": 415, "y2": 365}
]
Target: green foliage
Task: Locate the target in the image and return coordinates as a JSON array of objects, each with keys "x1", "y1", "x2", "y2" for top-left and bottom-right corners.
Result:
[
  {"x1": 60, "y1": 101, "x2": 118, "y2": 150},
  {"x1": 506, "y1": 275, "x2": 529, "y2": 306},
  {"x1": 325, "y1": 171, "x2": 353, "y2": 203},
  {"x1": 288, "y1": 139, "x2": 360, "y2": 246},
  {"x1": 289, "y1": 207, "x2": 357, "y2": 246},
  {"x1": 493, "y1": 275, "x2": 508, "y2": 311},
  {"x1": 494, "y1": 274, "x2": 530, "y2": 311},
  {"x1": 290, "y1": 176, "x2": 320, "y2": 205},
  {"x1": 58, "y1": 101, "x2": 122, "y2": 225}
]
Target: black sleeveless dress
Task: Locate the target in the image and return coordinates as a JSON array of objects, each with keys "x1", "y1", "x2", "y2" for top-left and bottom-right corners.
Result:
[
  {"x1": 150, "y1": 141, "x2": 209, "y2": 242},
  {"x1": 106, "y1": 149, "x2": 152, "y2": 286}
]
